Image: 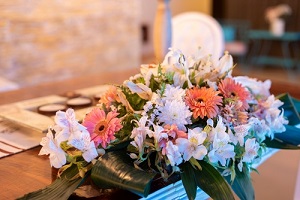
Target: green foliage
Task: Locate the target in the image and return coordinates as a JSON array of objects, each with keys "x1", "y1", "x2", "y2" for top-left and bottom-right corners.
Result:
[
  {"x1": 114, "y1": 114, "x2": 137, "y2": 140},
  {"x1": 225, "y1": 164, "x2": 255, "y2": 200},
  {"x1": 91, "y1": 151, "x2": 156, "y2": 197},
  {"x1": 122, "y1": 87, "x2": 147, "y2": 111},
  {"x1": 265, "y1": 125, "x2": 300, "y2": 149},
  {"x1": 180, "y1": 161, "x2": 235, "y2": 200},
  {"x1": 180, "y1": 162, "x2": 197, "y2": 200},
  {"x1": 148, "y1": 74, "x2": 160, "y2": 92},
  {"x1": 17, "y1": 165, "x2": 85, "y2": 200}
]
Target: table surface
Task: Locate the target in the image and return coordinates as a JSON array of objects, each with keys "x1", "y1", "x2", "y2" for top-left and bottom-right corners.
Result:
[{"x1": 1, "y1": 69, "x2": 300, "y2": 200}]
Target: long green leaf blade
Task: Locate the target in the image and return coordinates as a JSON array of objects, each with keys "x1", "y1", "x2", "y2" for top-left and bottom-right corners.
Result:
[
  {"x1": 17, "y1": 165, "x2": 82, "y2": 200},
  {"x1": 180, "y1": 162, "x2": 197, "y2": 200},
  {"x1": 225, "y1": 165, "x2": 254, "y2": 200},
  {"x1": 91, "y1": 151, "x2": 156, "y2": 197},
  {"x1": 265, "y1": 125, "x2": 300, "y2": 149},
  {"x1": 194, "y1": 160, "x2": 235, "y2": 200}
]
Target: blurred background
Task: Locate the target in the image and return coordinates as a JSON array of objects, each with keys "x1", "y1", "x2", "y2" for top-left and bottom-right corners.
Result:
[{"x1": 0, "y1": 0, "x2": 299, "y2": 89}]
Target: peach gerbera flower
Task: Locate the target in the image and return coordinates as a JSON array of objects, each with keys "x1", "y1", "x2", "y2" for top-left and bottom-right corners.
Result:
[
  {"x1": 185, "y1": 87, "x2": 222, "y2": 119},
  {"x1": 218, "y1": 78, "x2": 251, "y2": 111},
  {"x1": 99, "y1": 86, "x2": 120, "y2": 109},
  {"x1": 82, "y1": 108, "x2": 122, "y2": 148}
]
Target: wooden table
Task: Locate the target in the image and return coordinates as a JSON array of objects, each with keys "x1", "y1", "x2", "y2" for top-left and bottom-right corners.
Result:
[{"x1": 0, "y1": 69, "x2": 300, "y2": 199}]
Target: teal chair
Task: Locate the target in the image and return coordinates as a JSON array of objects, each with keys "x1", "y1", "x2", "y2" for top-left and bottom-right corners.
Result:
[{"x1": 219, "y1": 19, "x2": 250, "y2": 65}]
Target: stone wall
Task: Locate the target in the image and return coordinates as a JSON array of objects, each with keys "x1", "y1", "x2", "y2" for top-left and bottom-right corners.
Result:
[{"x1": 0, "y1": 0, "x2": 141, "y2": 87}]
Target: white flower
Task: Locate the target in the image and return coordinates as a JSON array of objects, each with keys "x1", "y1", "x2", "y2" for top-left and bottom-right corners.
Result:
[
  {"x1": 260, "y1": 95, "x2": 288, "y2": 137},
  {"x1": 234, "y1": 76, "x2": 271, "y2": 98},
  {"x1": 157, "y1": 100, "x2": 192, "y2": 130},
  {"x1": 262, "y1": 95, "x2": 284, "y2": 109},
  {"x1": 271, "y1": 110, "x2": 288, "y2": 133},
  {"x1": 140, "y1": 64, "x2": 160, "y2": 87},
  {"x1": 165, "y1": 141, "x2": 183, "y2": 166},
  {"x1": 142, "y1": 92, "x2": 161, "y2": 117},
  {"x1": 208, "y1": 140, "x2": 235, "y2": 166},
  {"x1": 249, "y1": 117, "x2": 271, "y2": 142},
  {"x1": 131, "y1": 116, "x2": 153, "y2": 139},
  {"x1": 195, "y1": 55, "x2": 214, "y2": 77},
  {"x1": 162, "y1": 84, "x2": 185, "y2": 102},
  {"x1": 67, "y1": 129, "x2": 98, "y2": 162},
  {"x1": 208, "y1": 117, "x2": 235, "y2": 166},
  {"x1": 216, "y1": 51, "x2": 233, "y2": 77},
  {"x1": 152, "y1": 124, "x2": 166, "y2": 150},
  {"x1": 39, "y1": 130, "x2": 66, "y2": 168},
  {"x1": 54, "y1": 109, "x2": 86, "y2": 144},
  {"x1": 242, "y1": 138, "x2": 259, "y2": 163},
  {"x1": 130, "y1": 133, "x2": 145, "y2": 155},
  {"x1": 176, "y1": 128, "x2": 207, "y2": 161},
  {"x1": 125, "y1": 81, "x2": 152, "y2": 100},
  {"x1": 162, "y1": 48, "x2": 187, "y2": 69},
  {"x1": 55, "y1": 108, "x2": 76, "y2": 128},
  {"x1": 162, "y1": 48, "x2": 193, "y2": 88},
  {"x1": 207, "y1": 116, "x2": 227, "y2": 142},
  {"x1": 233, "y1": 124, "x2": 251, "y2": 146}
]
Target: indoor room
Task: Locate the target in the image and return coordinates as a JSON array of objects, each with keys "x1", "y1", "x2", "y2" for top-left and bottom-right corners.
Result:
[{"x1": 0, "y1": 1, "x2": 300, "y2": 199}]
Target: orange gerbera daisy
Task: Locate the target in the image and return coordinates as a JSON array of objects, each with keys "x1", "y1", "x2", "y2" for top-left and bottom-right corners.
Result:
[
  {"x1": 218, "y1": 78, "x2": 251, "y2": 111},
  {"x1": 185, "y1": 87, "x2": 222, "y2": 119},
  {"x1": 99, "y1": 86, "x2": 120, "y2": 109}
]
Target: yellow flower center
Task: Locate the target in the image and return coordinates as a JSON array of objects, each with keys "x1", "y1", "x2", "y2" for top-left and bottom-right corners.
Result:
[{"x1": 190, "y1": 137, "x2": 198, "y2": 145}]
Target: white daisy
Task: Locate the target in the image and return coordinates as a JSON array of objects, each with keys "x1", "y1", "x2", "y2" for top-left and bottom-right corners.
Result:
[
  {"x1": 162, "y1": 84, "x2": 186, "y2": 102},
  {"x1": 157, "y1": 100, "x2": 192, "y2": 130}
]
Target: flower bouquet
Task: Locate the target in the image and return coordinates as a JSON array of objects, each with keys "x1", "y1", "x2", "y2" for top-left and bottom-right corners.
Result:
[{"x1": 19, "y1": 49, "x2": 300, "y2": 200}]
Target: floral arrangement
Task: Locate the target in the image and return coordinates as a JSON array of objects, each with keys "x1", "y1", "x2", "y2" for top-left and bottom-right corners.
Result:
[
  {"x1": 265, "y1": 4, "x2": 292, "y2": 23},
  {"x1": 20, "y1": 49, "x2": 300, "y2": 200}
]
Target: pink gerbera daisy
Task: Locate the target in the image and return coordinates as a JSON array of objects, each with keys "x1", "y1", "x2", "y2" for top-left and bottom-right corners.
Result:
[
  {"x1": 82, "y1": 108, "x2": 122, "y2": 148},
  {"x1": 218, "y1": 78, "x2": 251, "y2": 111},
  {"x1": 185, "y1": 87, "x2": 222, "y2": 119}
]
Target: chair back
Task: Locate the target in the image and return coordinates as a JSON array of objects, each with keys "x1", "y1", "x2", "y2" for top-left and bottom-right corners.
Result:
[{"x1": 172, "y1": 12, "x2": 225, "y2": 61}]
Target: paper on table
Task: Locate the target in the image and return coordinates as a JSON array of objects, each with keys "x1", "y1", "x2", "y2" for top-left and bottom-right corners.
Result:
[
  {"x1": 0, "y1": 85, "x2": 111, "y2": 159},
  {"x1": 0, "y1": 118, "x2": 43, "y2": 158}
]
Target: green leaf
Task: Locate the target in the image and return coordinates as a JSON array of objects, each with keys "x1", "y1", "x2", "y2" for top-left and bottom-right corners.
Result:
[
  {"x1": 265, "y1": 125, "x2": 300, "y2": 149},
  {"x1": 225, "y1": 165, "x2": 254, "y2": 200},
  {"x1": 17, "y1": 164, "x2": 83, "y2": 200},
  {"x1": 180, "y1": 162, "x2": 197, "y2": 200},
  {"x1": 194, "y1": 160, "x2": 235, "y2": 200},
  {"x1": 278, "y1": 93, "x2": 300, "y2": 125},
  {"x1": 91, "y1": 151, "x2": 156, "y2": 197}
]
